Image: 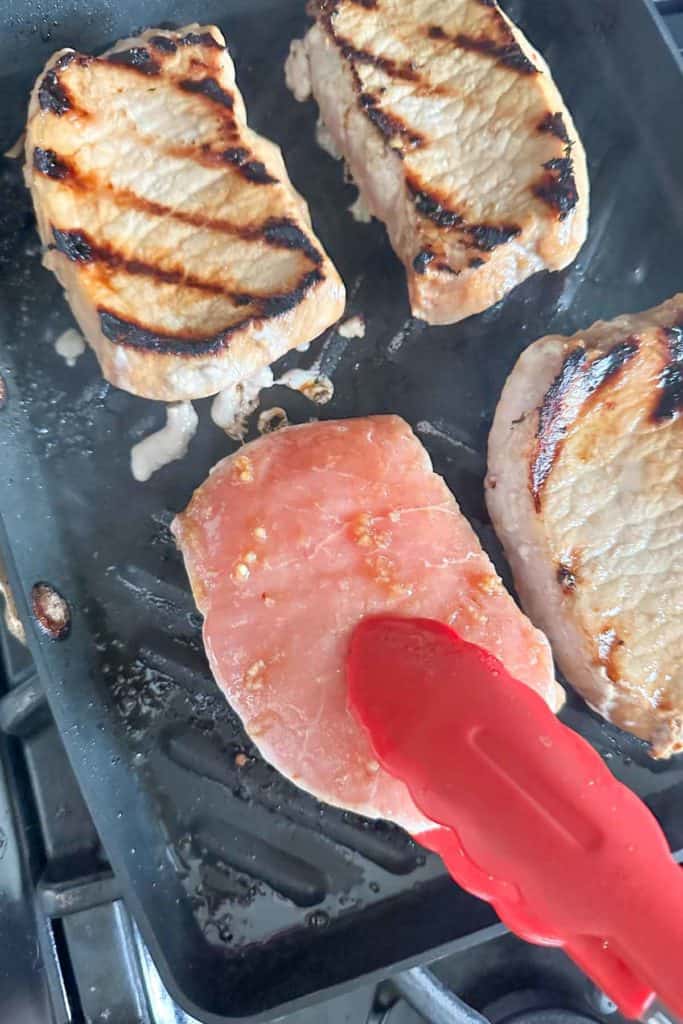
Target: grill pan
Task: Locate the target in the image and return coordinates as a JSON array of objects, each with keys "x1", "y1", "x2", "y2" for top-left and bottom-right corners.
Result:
[{"x1": 1, "y1": 0, "x2": 683, "y2": 1019}]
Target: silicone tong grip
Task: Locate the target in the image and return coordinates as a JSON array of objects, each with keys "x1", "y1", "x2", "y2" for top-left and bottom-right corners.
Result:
[{"x1": 347, "y1": 617, "x2": 683, "y2": 1019}]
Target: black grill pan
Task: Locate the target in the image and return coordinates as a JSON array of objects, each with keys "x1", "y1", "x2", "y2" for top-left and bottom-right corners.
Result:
[{"x1": 1, "y1": 0, "x2": 683, "y2": 1019}]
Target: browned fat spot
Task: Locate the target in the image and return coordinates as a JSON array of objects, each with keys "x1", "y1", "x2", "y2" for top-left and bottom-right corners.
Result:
[
  {"x1": 530, "y1": 338, "x2": 640, "y2": 511},
  {"x1": 33, "y1": 147, "x2": 70, "y2": 180},
  {"x1": 652, "y1": 324, "x2": 683, "y2": 422},
  {"x1": 407, "y1": 178, "x2": 462, "y2": 228},
  {"x1": 556, "y1": 562, "x2": 577, "y2": 592},
  {"x1": 31, "y1": 582, "x2": 71, "y2": 640},
  {"x1": 534, "y1": 157, "x2": 578, "y2": 219},
  {"x1": 467, "y1": 223, "x2": 520, "y2": 251},
  {"x1": 180, "y1": 76, "x2": 234, "y2": 109},
  {"x1": 597, "y1": 627, "x2": 624, "y2": 683},
  {"x1": 359, "y1": 93, "x2": 425, "y2": 148},
  {"x1": 97, "y1": 268, "x2": 324, "y2": 355},
  {"x1": 428, "y1": 25, "x2": 447, "y2": 40},
  {"x1": 538, "y1": 111, "x2": 570, "y2": 143},
  {"x1": 0, "y1": 374, "x2": 6, "y2": 410},
  {"x1": 106, "y1": 47, "x2": 160, "y2": 75}
]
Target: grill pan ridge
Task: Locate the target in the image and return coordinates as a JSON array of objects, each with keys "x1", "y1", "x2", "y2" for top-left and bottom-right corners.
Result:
[{"x1": 1, "y1": 0, "x2": 683, "y2": 1019}]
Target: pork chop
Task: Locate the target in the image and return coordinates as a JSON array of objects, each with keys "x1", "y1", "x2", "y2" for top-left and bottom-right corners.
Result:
[
  {"x1": 173, "y1": 415, "x2": 562, "y2": 833},
  {"x1": 25, "y1": 24, "x2": 345, "y2": 401},
  {"x1": 486, "y1": 295, "x2": 683, "y2": 756},
  {"x1": 287, "y1": 0, "x2": 588, "y2": 325}
]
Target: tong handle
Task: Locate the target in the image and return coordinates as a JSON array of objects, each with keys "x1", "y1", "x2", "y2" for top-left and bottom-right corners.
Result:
[{"x1": 347, "y1": 617, "x2": 683, "y2": 1019}]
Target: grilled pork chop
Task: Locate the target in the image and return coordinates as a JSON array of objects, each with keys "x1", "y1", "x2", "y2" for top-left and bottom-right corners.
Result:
[
  {"x1": 173, "y1": 416, "x2": 562, "y2": 833},
  {"x1": 486, "y1": 295, "x2": 683, "y2": 757},
  {"x1": 25, "y1": 25, "x2": 345, "y2": 401},
  {"x1": 288, "y1": 0, "x2": 589, "y2": 325}
]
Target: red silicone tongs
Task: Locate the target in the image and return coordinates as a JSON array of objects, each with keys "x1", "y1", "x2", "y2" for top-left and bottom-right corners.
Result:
[{"x1": 347, "y1": 616, "x2": 683, "y2": 1021}]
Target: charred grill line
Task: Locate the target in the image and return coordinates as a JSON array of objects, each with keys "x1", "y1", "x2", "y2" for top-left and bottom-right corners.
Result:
[
  {"x1": 148, "y1": 35, "x2": 178, "y2": 52},
  {"x1": 37, "y1": 54, "x2": 83, "y2": 115},
  {"x1": 262, "y1": 218, "x2": 323, "y2": 265},
  {"x1": 653, "y1": 325, "x2": 683, "y2": 422},
  {"x1": 538, "y1": 111, "x2": 570, "y2": 143},
  {"x1": 98, "y1": 310, "x2": 232, "y2": 355},
  {"x1": 179, "y1": 76, "x2": 234, "y2": 109},
  {"x1": 33, "y1": 147, "x2": 70, "y2": 180},
  {"x1": 221, "y1": 147, "x2": 278, "y2": 184},
  {"x1": 454, "y1": 33, "x2": 537, "y2": 74},
  {"x1": 359, "y1": 93, "x2": 425, "y2": 148},
  {"x1": 534, "y1": 156, "x2": 578, "y2": 219},
  {"x1": 52, "y1": 228, "x2": 94, "y2": 262},
  {"x1": 180, "y1": 31, "x2": 223, "y2": 48},
  {"x1": 467, "y1": 223, "x2": 520, "y2": 251},
  {"x1": 408, "y1": 181, "x2": 462, "y2": 228},
  {"x1": 106, "y1": 47, "x2": 161, "y2": 75},
  {"x1": 412, "y1": 248, "x2": 435, "y2": 274},
  {"x1": 35, "y1": 150, "x2": 319, "y2": 265},
  {"x1": 531, "y1": 339, "x2": 640, "y2": 510},
  {"x1": 51, "y1": 227, "x2": 321, "y2": 308},
  {"x1": 339, "y1": 41, "x2": 419, "y2": 82},
  {"x1": 97, "y1": 263, "x2": 325, "y2": 355},
  {"x1": 407, "y1": 180, "x2": 519, "y2": 252},
  {"x1": 426, "y1": 17, "x2": 537, "y2": 75},
  {"x1": 38, "y1": 70, "x2": 72, "y2": 114}
]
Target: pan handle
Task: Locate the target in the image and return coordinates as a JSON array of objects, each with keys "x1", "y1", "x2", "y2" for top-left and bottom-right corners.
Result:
[{"x1": 393, "y1": 966, "x2": 491, "y2": 1024}]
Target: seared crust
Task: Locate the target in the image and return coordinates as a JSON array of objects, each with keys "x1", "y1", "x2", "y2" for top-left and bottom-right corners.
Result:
[
  {"x1": 25, "y1": 25, "x2": 345, "y2": 400},
  {"x1": 300, "y1": 0, "x2": 589, "y2": 324},
  {"x1": 486, "y1": 295, "x2": 683, "y2": 756}
]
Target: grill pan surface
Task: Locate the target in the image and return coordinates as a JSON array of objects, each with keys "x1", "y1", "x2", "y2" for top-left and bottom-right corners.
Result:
[{"x1": 1, "y1": 0, "x2": 683, "y2": 1019}]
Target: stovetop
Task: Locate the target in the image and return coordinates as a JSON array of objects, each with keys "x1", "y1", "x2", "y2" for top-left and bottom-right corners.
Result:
[{"x1": 1, "y1": 3, "x2": 681, "y2": 1022}]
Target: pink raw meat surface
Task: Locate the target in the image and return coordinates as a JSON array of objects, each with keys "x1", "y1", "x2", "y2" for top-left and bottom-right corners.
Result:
[{"x1": 173, "y1": 415, "x2": 562, "y2": 833}]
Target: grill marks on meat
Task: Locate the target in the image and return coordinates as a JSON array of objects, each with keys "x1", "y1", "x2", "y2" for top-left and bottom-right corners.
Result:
[
  {"x1": 178, "y1": 76, "x2": 235, "y2": 109},
  {"x1": 173, "y1": 416, "x2": 561, "y2": 832},
  {"x1": 25, "y1": 24, "x2": 345, "y2": 400},
  {"x1": 105, "y1": 46, "x2": 161, "y2": 75},
  {"x1": 653, "y1": 325, "x2": 683, "y2": 422},
  {"x1": 298, "y1": 0, "x2": 589, "y2": 324},
  {"x1": 530, "y1": 339, "x2": 640, "y2": 511},
  {"x1": 486, "y1": 294, "x2": 683, "y2": 757},
  {"x1": 426, "y1": 21, "x2": 538, "y2": 75},
  {"x1": 534, "y1": 157, "x2": 579, "y2": 220},
  {"x1": 33, "y1": 146, "x2": 69, "y2": 180}
]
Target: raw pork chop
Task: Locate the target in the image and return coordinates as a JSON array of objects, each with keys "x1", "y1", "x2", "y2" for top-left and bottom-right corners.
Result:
[
  {"x1": 174, "y1": 416, "x2": 561, "y2": 832},
  {"x1": 287, "y1": 0, "x2": 588, "y2": 325},
  {"x1": 486, "y1": 295, "x2": 683, "y2": 756},
  {"x1": 25, "y1": 24, "x2": 345, "y2": 401}
]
